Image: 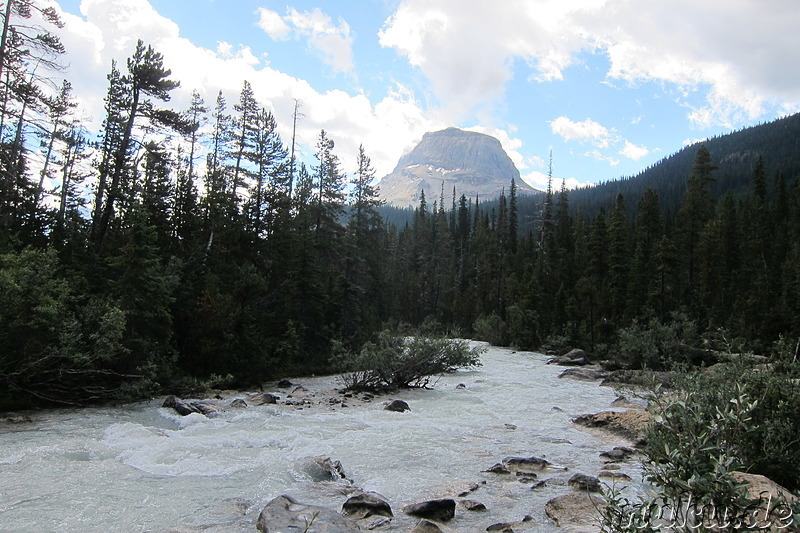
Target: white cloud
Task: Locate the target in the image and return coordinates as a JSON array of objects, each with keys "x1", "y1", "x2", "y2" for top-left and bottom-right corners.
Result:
[
  {"x1": 51, "y1": 0, "x2": 433, "y2": 178},
  {"x1": 255, "y1": 7, "x2": 355, "y2": 73},
  {"x1": 522, "y1": 170, "x2": 595, "y2": 191},
  {"x1": 585, "y1": 150, "x2": 619, "y2": 166},
  {"x1": 256, "y1": 8, "x2": 291, "y2": 40},
  {"x1": 682, "y1": 137, "x2": 707, "y2": 148},
  {"x1": 381, "y1": 0, "x2": 800, "y2": 128},
  {"x1": 550, "y1": 116, "x2": 612, "y2": 147},
  {"x1": 286, "y1": 8, "x2": 354, "y2": 73},
  {"x1": 379, "y1": 0, "x2": 588, "y2": 121},
  {"x1": 620, "y1": 140, "x2": 649, "y2": 161}
]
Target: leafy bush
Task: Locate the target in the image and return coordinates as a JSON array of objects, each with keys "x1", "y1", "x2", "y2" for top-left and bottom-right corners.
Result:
[
  {"x1": 601, "y1": 350, "x2": 800, "y2": 531},
  {"x1": 613, "y1": 311, "x2": 698, "y2": 369},
  {"x1": 0, "y1": 249, "x2": 137, "y2": 406},
  {"x1": 333, "y1": 331, "x2": 484, "y2": 390},
  {"x1": 472, "y1": 314, "x2": 507, "y2": 346}
]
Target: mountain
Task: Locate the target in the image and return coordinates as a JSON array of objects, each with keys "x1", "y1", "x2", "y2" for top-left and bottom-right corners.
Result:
[{"x1": 378, "y1": 127, "x2": 538, "y2": 206}]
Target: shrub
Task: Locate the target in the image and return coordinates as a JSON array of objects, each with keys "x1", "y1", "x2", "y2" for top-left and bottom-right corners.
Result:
[
  {"x1": 613, "y1": 311, "x2": 698, "y2": 369},
  {"x1": 601, "y1": 352, "x2": 800, "y2": 531},
  {"x1": 472, "y1": 314, "x2": 507, "y2": 346},
  {"x1": 333, "y1": 331, "x2": 484, "y2": 390}
]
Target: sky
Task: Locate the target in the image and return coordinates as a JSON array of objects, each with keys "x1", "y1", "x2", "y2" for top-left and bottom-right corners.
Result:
[{"x1": 46, "y1": 0, "x2": 800, "y2": 191}]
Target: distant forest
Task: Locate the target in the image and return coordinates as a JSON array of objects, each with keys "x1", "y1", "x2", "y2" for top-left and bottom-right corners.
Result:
[{"x1": 2, "y1": 9, "x2": 799, "y2": 407}]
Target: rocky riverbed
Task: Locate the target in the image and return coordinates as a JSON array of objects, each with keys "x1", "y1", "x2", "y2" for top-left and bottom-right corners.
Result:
[{"x1": 1, "y1": 343, "x2": 648, "y2": 532}]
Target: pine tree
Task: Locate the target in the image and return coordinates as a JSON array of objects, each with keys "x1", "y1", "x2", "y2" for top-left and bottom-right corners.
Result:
[
  {"x1": 244, "y1": 107, "x2": 286, "y2": 243},
  {"x1": 677, "y1": 145, "x2": 717, "y2": 307},
  {"x1": 342, "y1": 145, "x2": 385, "y2": 343},
  {"x1": 231, "y1": 80, "x2": 258, "y2": 201},
  {"x1": 91, "y1": 40, "x2": 184, "y2": 250},
  {"x1": 607, "y1": 193, "x2": 630, "y2": 323}
]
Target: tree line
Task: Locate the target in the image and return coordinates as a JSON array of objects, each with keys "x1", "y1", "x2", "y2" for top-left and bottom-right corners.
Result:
[{"x1": 1, "y1": 7, "x2": 799, "y2": 407}]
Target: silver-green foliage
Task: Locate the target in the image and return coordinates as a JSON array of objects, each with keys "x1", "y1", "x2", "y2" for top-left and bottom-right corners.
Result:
[
  {"x1": 601, "y1": 350, "x2": 800, "y2": 531},
  {"x1": 334, "y1": 332, "x2": 484, "y2": 390}
]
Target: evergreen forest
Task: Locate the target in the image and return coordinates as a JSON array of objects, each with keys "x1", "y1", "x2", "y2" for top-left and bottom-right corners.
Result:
[{"x1": 2, "y1": 10, "x2": 800, "y2": 409}]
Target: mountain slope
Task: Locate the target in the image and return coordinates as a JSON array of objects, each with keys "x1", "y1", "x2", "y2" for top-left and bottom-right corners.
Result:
[
  {"x1": 567, "y1": 112, "x2": 800, "y2": 217},
  {"x1": 378, "y1": 127, "x2": 537, "y2": 206}
]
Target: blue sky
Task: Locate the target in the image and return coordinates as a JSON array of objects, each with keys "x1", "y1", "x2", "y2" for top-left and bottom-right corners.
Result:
[{"x1": 50, "y1": 0, "x2": 800, "y2": 190}]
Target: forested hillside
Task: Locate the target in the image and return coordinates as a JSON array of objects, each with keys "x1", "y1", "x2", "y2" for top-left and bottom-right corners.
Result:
[
  {"x1": 2, "y1": 11, "x2": 799, "y2": 408},
  {"x1": 508, "y1": 112, "x2": 800, "y2": 233}
]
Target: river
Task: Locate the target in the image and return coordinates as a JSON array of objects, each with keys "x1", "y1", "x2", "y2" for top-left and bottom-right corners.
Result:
[{"x1": 0, "y1": 343, "x2": 643, "y2": 532}]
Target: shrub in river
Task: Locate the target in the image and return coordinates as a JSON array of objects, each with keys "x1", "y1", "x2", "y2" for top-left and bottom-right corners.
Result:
[{"x1": 333, "y1": 331, "x2": 484, "y2": 390}]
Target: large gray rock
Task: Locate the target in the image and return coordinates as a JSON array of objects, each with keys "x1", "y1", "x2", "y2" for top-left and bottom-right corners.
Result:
[
  {"x1": 599, "y1": 446, "x2": 636, "y2": 462},
  {"x1": 191, "y1": 400, "x2": 221, "y2": 416},
  {"x1": 730, "y1": 471, "x2": 797, "y2": 531},
  {"x1": 411, "y1": 521, "x2": 442, "y2": 533},
  {"x1": 568, "y1": 473, "x2": 602, "y2": 493},
  {"x1": 256, "y1": 495, "x2": 360, "y2": 533},
  {"x1": 384, "y1": 399, "x2": 410, "y2": 412},
  {"x1": 341, "y1": 492, "x2": 393, "y2": 520},
  {"x1": 162, "y1": 395, "x2": 220, "y2": 416},
  {"x1": 247, "y1": 392, "x2": 280, "y2": 405},
  {"x1": 459, "y1": 499, "x2": 486, "y2": 511},
  {"x1": 502, "y1": 456, "x2": 551, "y2": 471},
  {"x1": 403, "y1": 499, "x2": 456, "y2": 522},
  {"x1": 483, "y1": 463, "x2": 511, "y2": 474},
  {"x1": 545, "y1": 492, "x2": 605, "y2": 529},
  {"x1": 297, "y1": 456, "x2": 348, "y2": 482},
  {"x1": 559, "y1": 367, "x2": 609, "y2": 381},
  {"x1": 548, "y1": 348, "x2": 591, "y2": 366},
  {"x1": 162, "y1": 395, "x2": 198, "y2": 416}
]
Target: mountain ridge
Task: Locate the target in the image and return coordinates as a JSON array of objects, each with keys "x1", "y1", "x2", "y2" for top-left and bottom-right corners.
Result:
[{"x1": 378, "y1": 127, "x2": 537, "y2": 206}]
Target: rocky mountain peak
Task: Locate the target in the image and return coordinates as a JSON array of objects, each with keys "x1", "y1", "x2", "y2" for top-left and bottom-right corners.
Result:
[{"x1": 378, "y1": 127, "x2": 537, "y2": 206}]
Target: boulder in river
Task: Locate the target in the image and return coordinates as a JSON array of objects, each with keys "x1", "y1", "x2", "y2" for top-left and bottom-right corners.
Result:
[
  {"x1": 502, "y1": 455, "x2": 551, "y2": 471},
  {"x1": 610, "y1": 395, "x2": 646, "y2": 409},
  {"x1": 384, "y1": 399, "x2": 411, "y2": 412},
  {"x1": 1, "y1": 412, "x2": 32, "y2": 424},
  {"x1": 559, "y1": 367, "x2": 610, "y2": 381},
  {"x1": 545, "y1": 492, "x2": 605, "y2": 529},
  {"x1": 256, "y1": 494, "x2": 359, "y2": 533},
  {"x1": 483, "y1": 463, "x2": 511, "y2": 474},
  {"x1": 548, "y1": 348, "x2": 591, "y2": 366},
  {"x1": 247, "y1": 392, "x2": 279, "y2": 405},
  {"x1": 599, "y1": 446, "x2": 636, "y2": 462},
  {"x1": 341, "y1": 491, "x2": 393, "y2": 520},
  {"x1": 459, "y1": 499, "x2": 487, "y2": 511},
  {"x1": 162, "y1": 395, "x2": 220, "y2": 417},
  {"x1": 297, "y1": 455, "x2": 348, "y2": 482},
  {"x1": 486, "y1": 515, "x2": 533, "y2": 532},
  {"x1": 411, "y1": 521, "x2": 442, "y2": 533},
  {"x1": 191, "y1": 401, "x2": 221, "y2": 416},
  {"x1": 403, "y1": 499, "x2": 456, "y2": 522},
  {"x1": 598, "y1": 471, "x2": 632, "y2": 482},
  {"x1": 568, "y1": 473, "x2": 602, "y2": 492}
]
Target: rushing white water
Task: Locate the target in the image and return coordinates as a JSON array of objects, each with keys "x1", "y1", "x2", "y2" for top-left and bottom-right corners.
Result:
[{"x1": 0, "y1": 344, "x2": 644, "y2": 532}]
